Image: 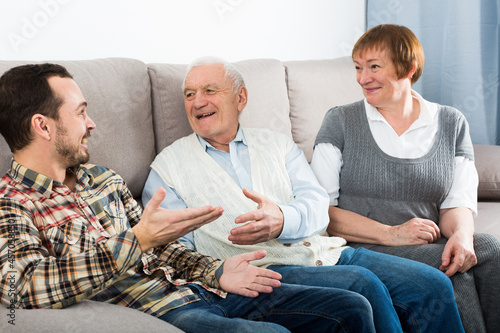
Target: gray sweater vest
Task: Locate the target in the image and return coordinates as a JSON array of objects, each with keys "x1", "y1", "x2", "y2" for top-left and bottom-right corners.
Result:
[{"x1": 315, "y1": 100, "x2": 474, "y2": 226}]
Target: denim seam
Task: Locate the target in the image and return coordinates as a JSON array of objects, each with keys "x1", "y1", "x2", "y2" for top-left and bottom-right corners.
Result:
[{"x1": 247, "y1": 309, "x2": 349, "y2": 332}]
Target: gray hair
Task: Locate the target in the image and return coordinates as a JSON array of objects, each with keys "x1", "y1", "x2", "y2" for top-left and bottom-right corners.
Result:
[{"x1": 183, "y1": 56, "x2": 245, "y2": 93}]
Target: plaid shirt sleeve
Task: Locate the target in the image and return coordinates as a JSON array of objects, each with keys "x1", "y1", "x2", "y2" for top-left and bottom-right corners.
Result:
[
  {"x1": 152, "y1": 241, "x2": 224, "y2": 289},
  {"x1": 0, "y1": 196, "x2": 143, "y2": 309}
]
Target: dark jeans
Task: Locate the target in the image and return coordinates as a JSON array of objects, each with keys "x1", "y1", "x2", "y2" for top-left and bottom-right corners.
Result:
[
  {"x1": 159, "y1": 283, "x2": 375, "y2": 333},
  {"x1": 269, "y1": 247, "x2": 464, "y2": 333}
]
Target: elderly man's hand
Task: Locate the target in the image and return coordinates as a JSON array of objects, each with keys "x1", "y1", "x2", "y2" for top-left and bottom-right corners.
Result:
[
  {"x1": 228, "y1": 189, "x2": 284, "y2": 245},
  {"x1": 133, "y1": 187, "x2": 223, "y2": 252},
  {"x1": 220, "y1": 250, "x2": 282, "y2": 297}
]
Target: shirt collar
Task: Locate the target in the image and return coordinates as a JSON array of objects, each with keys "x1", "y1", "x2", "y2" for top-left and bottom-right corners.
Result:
[
  {"x1": 196, "y1": 126, "x2": 247, "y2": 151},
  {"x1": 364, "y1": 90, "x2": 437, "y2": 127},
  {"x1": 8, "y1": 159, "x2": 93, "y2": 197}
]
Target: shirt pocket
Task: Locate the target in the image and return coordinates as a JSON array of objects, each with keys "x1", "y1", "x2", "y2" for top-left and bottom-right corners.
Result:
[
  {"x1": 43, "y1": 216, "x2": 92, "y2": 256},
  {"x1": 102, "y1": 199, "x2": 129, "y2": 234}
]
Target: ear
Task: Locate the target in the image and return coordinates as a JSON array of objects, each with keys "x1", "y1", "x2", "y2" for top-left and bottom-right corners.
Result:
[
  {"x1": 407, "y1": 62, "x2": 418, "y2": 80},
  {"x1": 236, "y1": 86, "x2": 248, "y2": 112},
  {"x1": 31, "y1": 114, "x2": 54, "y2": 141}
]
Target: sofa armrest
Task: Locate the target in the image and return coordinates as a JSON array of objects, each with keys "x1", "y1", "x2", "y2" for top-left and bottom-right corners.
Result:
[
  {"x1": 0, "y1": 300, "x2": 183, "y2": 333},
  {"x1": 474, "y1": 144, "x2": 500, "y2": 201}
]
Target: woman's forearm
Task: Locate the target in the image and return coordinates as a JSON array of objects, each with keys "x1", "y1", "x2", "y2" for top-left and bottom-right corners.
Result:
[
  {"x1": 327, "y1": 206, "x2": 392, "y2": 245},
  {"x1": 439, "y1": 207, "x2": 475, "y2": 239}
]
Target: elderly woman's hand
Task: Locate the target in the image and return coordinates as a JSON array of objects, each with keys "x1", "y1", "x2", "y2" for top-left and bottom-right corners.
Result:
[
  {"x1": 439, "y1": 232, "x2": 477, "y2": 276},
  {"x1": 387, "y1": 218, "x2": 441, "y2": 246}
]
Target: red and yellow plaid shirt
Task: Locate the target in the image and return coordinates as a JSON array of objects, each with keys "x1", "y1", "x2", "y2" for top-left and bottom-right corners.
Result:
[{"x1": 0, "y1": 159, "x2": 225, "y2": 317}]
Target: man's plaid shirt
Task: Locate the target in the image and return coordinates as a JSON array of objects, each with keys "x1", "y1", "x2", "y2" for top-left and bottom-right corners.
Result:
[{"x1": 0, "y1": 159, "x2": 225, "y2": 317}]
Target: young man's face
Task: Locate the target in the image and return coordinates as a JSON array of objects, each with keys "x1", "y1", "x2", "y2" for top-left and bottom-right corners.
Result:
[
  {"x1": 48, "y1": 76, "x2": 96, "y2": 168},
  {"x1": 183, "y1": 64, "x2": 247, "y2": 149}
]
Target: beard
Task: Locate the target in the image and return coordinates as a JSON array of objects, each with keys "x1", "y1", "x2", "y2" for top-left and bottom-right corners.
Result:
[{"x1": 55, "y1": 123, "x2": 91, "y2": 169}]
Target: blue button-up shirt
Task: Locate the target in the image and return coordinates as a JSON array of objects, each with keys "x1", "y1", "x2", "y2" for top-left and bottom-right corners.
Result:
[{"x1": 142, "y1": 128, "x2": 329, "y2": 249}]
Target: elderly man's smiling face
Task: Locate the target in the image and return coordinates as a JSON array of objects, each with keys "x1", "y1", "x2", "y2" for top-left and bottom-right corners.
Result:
[{"x1": 183, "y1": 63, "x2": 247, "y2": 152}]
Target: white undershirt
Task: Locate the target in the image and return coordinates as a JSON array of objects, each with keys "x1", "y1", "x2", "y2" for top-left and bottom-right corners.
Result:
[{"x1": 310, "y1": 91, "x2": 478, "y2": 215}]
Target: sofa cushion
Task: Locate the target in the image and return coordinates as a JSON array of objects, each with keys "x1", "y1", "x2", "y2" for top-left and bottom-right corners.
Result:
[
  {"x1": 474, "y1": 144, "x2": 500, "y2": 200},
  {"x1": 0, "y1": 58, "x2": 154, "y2": 199},
  {"x1": 148, "y1": 59, "x2": 292, "y2": 153},
  {"x1": 0, "y1": 300, "x2": 183, "y2": 332},
  {"x1": 476, "y1": 201, "x2": 500, "y2": 240},
  {"x1": 285, "y1": 57, "x2": 364, "y2": 161}
]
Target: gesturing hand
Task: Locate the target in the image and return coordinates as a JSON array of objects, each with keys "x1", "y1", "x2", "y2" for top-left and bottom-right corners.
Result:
[
  {"x1": 228, "y1": 189, "x2": 284, "y2": 245},
  {"x1": 220, "y1": 250, "x2": 282, "y2": 297},
  {"x1": 132, "y1": 187, "x2": 223, "y2": 252},
  {"x1": 386, "y1": 218, "x2": 441, "y2": 246}
]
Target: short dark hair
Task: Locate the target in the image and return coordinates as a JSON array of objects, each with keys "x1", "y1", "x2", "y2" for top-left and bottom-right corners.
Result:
[
  {"x1": 352, "y1": 24, "x2": 425, "y2": 85},
  {"x1": 0, "y1": 63, "x2": 73, "y2": 152}
]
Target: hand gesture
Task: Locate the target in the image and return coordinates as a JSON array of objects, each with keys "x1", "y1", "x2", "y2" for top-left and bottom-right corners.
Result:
[
  {"x1": 133, "y1": 187, "x2": 223, "y2": 252},
  {"x1": 220, "y1": 250, "x2": 282, "y2": 297},
  {"x1": 228, "y1": 189, "x2": 284, "y2": 245},
  {"x1": 440, "y1": 232, "x2": 477, "y2": 277},
  {"x1": 386, "y1": 218, "x2": 441, "y2": 246}
]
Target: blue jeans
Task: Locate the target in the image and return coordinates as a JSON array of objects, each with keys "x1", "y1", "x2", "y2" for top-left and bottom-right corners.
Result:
[
  {"x1": 270, "y1": 247, "x2": 465, "y2": 333},
  {"x1": 159, "y1": 283, "x2": 376, "y2": 332}
]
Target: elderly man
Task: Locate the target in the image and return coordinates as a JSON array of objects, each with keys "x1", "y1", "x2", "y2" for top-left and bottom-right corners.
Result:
[
  {"x1": 143, "y1": 57, "x2": 465, "y2": 332},
  {"x1": 0, "y1": 63, "x2": 382, "y2": 333}
]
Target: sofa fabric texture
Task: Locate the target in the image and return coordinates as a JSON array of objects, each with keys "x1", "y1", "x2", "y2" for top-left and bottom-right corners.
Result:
[{"x1": 0, "y1": 57, "x2": 499, "y2": 332}]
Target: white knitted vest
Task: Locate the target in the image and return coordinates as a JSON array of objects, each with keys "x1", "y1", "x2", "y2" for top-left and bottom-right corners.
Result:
[{"x1": 151, "y1": 128, "x2": 347, "y2": 267}]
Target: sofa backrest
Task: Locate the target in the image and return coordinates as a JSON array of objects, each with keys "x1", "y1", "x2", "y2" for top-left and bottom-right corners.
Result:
[
  {"x1": 0, "y1": 58, "x2": 154, "y2": 199},
  {"x1": 284, "y1": 57, "x2": 363, "y2": 161}
]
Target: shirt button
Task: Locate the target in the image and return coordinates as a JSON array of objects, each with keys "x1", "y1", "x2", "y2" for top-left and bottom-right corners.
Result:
[
  {"x1": 315, "y1": 260, "x2": 323, "y2": 266},
  {"x1": 303, "y1": 241, "x2": 311, "y2": 247},
  {"x1": 284, "y1": 243, "x2": 291, "y2": 247}
]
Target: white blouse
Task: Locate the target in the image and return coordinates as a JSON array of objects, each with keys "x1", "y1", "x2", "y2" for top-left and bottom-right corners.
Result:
[{"x1": 310, "y1": 91, "x2": 478, "y2": 215}]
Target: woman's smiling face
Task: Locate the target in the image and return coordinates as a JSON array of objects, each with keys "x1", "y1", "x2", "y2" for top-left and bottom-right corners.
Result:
[{"x1": 354, "y1": 48, "x2": 412, "y2": 110}]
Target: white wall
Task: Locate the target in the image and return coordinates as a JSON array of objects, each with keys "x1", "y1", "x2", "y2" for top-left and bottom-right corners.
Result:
[{"x1": 0, "y1": 0, "x2": 366, "y2": 63}]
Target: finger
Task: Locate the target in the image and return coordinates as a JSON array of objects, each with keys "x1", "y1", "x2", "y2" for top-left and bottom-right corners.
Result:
[
  {"x1": 242, "y1": 188, "x2": 263, "y2": 205},
  {"x1": 440, "y1": 246, "x2": 452, "y2": 269},
  {"x1": 168, "y1": 205, "x2": 215, "y2": 221},
  {"x1": 421, "y1": 219, "x2": 441, "y2": 238},
  {"x1": 253, "y1": 276, "x2": 282, "y2": 288},
  {"x1": 144, "y1": 187, "x2": 166, "y2": 211},
  {"x1": 229, "y1": 237, "x2": 265, "y2": 245},
  {"x1": 459, "y1": 254, "x2": 477, "y2": 273},
  {"x1": 235, "y1": 210, "x2": 264, "y2": 224},
  {"x1": 246, "y1": 283, "x2": 275, "y2": 294},
  {"x1": 184, "y1": 206, "x2": 224, "y2": 229},
  {"x1": 254, "y1": 267, "x2": 282, "y2": 281},
  {"x1": 237, "y1": 249, "x2": 268, "y2": 262},
  {"x1": 228, "y1": 228, "x2": 267, "y2": 245},
  {"x1": 167, "y1": 206, "x2": 222, "y2": 231},
  {"x1": 231, "y1": 220, "x2": 263, "y2": 234},
  {"x1": 419, "y1": 229, "x2": 438, "y2": 243},
  {"x1": 444, "y1": 250, "x2": 465, "y2": 277},
  {"x1": 443, "y1": 261, "x2": 460, "y2": 277},
  {"x1": 236, "y1": 289, "x2": 259, "y2": 298}
]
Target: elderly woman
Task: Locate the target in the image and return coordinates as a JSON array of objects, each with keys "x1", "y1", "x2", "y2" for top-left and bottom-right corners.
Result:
[{"x1": 311, "y1": 24, "x2": 500, "y2": 333}]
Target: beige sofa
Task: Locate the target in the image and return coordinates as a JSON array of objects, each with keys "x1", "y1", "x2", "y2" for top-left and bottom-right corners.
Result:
[{"x1": 1, "y1": 57, "x2": 499, "y2": 332}]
